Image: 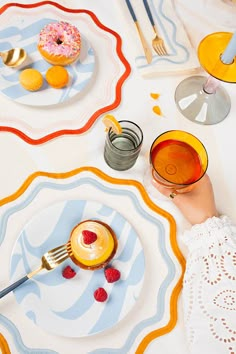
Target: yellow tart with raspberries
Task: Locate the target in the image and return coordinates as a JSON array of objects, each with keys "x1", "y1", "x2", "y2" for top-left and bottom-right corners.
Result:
[{"x1": 69, "y1": 220, "x2": 117, "y2": 270}]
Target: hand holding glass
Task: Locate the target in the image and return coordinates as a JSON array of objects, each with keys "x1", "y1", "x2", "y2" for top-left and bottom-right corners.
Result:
[{"x1": 146, "y1": 130, "x2": 208, "y2": 199}]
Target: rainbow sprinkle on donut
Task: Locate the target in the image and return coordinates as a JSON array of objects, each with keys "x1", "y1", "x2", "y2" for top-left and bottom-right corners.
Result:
[{"x1": 38, "y1": 21, "x2": 81, "y2": 58}]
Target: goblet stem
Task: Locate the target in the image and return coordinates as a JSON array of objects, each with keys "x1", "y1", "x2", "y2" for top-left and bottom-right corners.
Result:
[
  {"x1": 175, "y1": 75, "x2": 231, "y2": 125},
  {"x1": 203, "y1": 76, "x2": 220, "y2": 94}
]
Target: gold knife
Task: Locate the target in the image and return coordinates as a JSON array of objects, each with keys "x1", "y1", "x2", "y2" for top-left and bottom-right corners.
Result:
[{"x1": 125, "y1": 0, "x2": 152, "y2": 64}]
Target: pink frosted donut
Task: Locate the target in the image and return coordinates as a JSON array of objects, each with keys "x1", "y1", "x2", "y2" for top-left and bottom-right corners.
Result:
[{"x1": 37, "y1": 21, "x2": 81, "y2": 66}]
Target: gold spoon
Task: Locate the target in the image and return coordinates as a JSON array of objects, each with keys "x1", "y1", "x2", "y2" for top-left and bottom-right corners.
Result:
[{"x1": 0, "y1": 48, "x2": 27, "y2": 67}]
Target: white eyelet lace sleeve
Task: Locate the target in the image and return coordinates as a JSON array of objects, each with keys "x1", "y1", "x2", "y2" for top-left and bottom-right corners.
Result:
[{"x1": 181, "y1": 216, "x2": 236, "y2": 354}]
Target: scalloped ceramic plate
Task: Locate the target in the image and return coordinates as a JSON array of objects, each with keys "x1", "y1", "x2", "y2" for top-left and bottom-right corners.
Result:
[
  {"x1": 0, "y1": 2, "x2": 130, "y2": 144},
  {"x1": 0, "y1": 167, "x2": 184, "y2": 352},
  {"x1": 10, "y1": 199, "x2": 145, "y2": 337}
]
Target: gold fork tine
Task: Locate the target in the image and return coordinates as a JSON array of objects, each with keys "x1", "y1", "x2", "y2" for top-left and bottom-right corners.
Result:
[
  {"x1": 42, "y1": 247, "x2": 69, "y2": 271},
  {"x1": 152, "y1": 30, "x2": 168, "y2": 56},
  {"x1": 155, "y1": 40, "x2": 167, "y2": 56},
  {"x1": 28, "y1": 244, "x2": 69, "y2": 276},
  {"x1": 47, "y1": 244, "x2": 70, "y2": 261},
  {"x1": 154, "y1": 43, "x2": 162, "y2": 56},
  {"x1": 46, "y1": 245, "x2": 72, "y2": 267},
  {"x1": 159, "y1": 40, "x2": 168, "y2": 55},
  {"x1": 0, "y1": 243, "x2": 71, "y2": 299},
  {"x1": 143, "y1": 0, "x2": 168, "y2": 56}
]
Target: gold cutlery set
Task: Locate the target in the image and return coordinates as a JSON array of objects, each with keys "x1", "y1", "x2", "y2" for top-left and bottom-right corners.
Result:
[{"x1": 125, "y1": 0, "x2": 168, "y2": 63}]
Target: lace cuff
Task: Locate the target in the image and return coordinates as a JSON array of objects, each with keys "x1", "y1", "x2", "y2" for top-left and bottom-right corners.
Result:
[{"x1": 181, "y1": 216, "x2": 236, "y2": 252}]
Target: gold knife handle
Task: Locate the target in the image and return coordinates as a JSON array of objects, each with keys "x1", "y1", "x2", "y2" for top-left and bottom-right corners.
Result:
[{"x1": 134, "y1": 21, "x2": 152, "y2": 64}]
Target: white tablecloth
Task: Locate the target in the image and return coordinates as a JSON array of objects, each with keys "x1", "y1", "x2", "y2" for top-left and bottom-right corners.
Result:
[{"x1": 0, "y1": 1, "x2": 235, "y2": 353}]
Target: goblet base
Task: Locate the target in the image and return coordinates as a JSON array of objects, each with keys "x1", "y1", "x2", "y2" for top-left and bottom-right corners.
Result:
[{"x1": 175, "y1": 76, "x2": 231, "y2": 125}]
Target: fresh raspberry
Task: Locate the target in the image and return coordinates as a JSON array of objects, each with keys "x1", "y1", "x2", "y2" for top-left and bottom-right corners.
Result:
[
  {"x1": 94, "y1": 287, "x2": 108, "y2": 302},
  {"x1": 82, "y1": 230, "x2": 97, "y2": 244},
  {"x1": 62, "y1": 265, "x2": 76, "y2": 279},
  {"x1": 104, "y1": 268, "x2": 121, "y2": 283}
]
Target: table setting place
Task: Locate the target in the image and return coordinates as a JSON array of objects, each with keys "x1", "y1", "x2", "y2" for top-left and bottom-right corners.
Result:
[{"x1": 0, "y1": 0, "x2": 235, "y2": 354}]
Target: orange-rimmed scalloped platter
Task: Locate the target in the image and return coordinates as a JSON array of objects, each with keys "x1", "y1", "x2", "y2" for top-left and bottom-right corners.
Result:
[
  {"x1": 0, "y1": 167, "x2": 185, "y2": 353},
  {"x1": 0, "y1": 2, "x2": 131, "y2": 144}
]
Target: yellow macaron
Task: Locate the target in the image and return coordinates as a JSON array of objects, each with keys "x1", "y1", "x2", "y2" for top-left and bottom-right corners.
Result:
[
  {"x1": 19, "y1": 68, "x2": 43, "y2": 91},
  {"x1": 45, "y1": 65, "x2": 69, "y2": 89}
]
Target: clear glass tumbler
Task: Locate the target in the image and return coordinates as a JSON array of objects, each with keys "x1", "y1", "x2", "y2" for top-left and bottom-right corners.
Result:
[{"x1": 104, "y1": 120, "x2": 143, "y2": 171}]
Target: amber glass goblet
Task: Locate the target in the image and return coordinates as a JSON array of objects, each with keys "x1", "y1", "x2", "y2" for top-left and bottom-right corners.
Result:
[
  {"x1": 175, "y1": 32, "x2": 236, "y2": 125},
  {"x1": 144, "y1": 130, "x2": 208, "y2": 200}
]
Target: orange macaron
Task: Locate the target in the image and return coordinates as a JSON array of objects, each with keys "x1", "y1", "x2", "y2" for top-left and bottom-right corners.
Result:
[
  {"x1": 45, "y1": 65, "x2": 69, "y2": 89},
  {"x1": 19, "y1": 68, "x2": 44, "y2": 91}
]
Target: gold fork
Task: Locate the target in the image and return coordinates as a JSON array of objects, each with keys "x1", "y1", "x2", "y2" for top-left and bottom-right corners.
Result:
[
  {"x1": 143, "y1": 0, "x2": 168, "y2": 56},
  {"x1": 0, "y1": 243, "x2": 72, "y2": 299}
]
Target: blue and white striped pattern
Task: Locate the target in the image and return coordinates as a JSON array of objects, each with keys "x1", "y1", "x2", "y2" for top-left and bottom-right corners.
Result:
[
  {"x1": 10, "y1": 199, "x2": 145, "y2": 337},
  {"x1": 0, "y1": 18, "x2": 96, "y2": 106}
]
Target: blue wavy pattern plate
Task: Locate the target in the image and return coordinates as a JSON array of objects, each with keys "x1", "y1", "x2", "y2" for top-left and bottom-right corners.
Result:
[
  {"x1": 0, "y1": 18, "x2": 96, "y2": 106},
  {"x1": 10, "y1": 199, "x2": 145, "y2": 337}
]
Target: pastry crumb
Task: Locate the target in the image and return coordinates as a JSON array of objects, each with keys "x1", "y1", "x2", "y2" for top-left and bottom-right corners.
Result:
[
  {"x1": 152, "y1": 105, "x2": 163, "y2": 116},
  {"x1": 150, "y1": 93, "x2": 160, "y2": 100}
]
